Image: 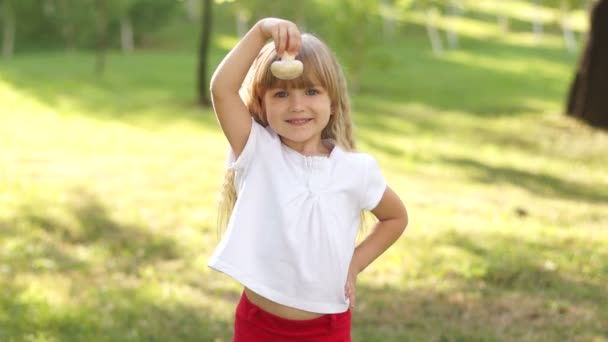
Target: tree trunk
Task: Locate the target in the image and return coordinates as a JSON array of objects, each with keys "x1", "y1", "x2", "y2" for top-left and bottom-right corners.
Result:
[
  {"x1": 2, "y1": 0, "x2": 16, "y2": 58},
  {"x1": 496, "y1": 0, "x2": 509, "y2": 34},
  {"x1": 559, "y1": 0, "x2": 577, "y2": 53},
  {"x1": 235, "y1": 7, "x2": 248, "y2": 37},
  {"x1": 532, "y1": 0, "x2": 543, "y2": 45},
  {"x1": 57, "y1": 0, "x2": 76, "y2": 52},
  {"x1": 94, "y1": 0, "x2": 108, "y2": 75},
  {"x1": 425, "y1": 7, "x2": 443, "y2": 55},
  {"x1": 197, "y1": 0, "x2": 213, "y2": 106},
  {"x1": 120, "y1": 16, "x2": 134, "y2": 54},
  {"x1": 566, "y1": 0, "x2": 608, "y2": 129},
  {"x1": 445, "y1": 1, "x2": 459, "y2": 50},
  {"x1": 381, "y1": 0, "x2": 396, "y2": 44},
  {"x1": 185, "y1": 0, "x2": 198, "y2": 21}
]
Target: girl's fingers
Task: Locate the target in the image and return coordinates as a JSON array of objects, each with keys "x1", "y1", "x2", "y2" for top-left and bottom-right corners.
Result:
[
  {"x1": 278, "y1": 25, "x2": 289, "y2": 56},
  {"x1": 286, "y1": 25, "x2": 301, "y2": 55},
  {"x1": 263, "y1": 19, "x2": 301, "y2": 57},
  {"x1": 272, "y1": 27, "x2": 280, "y2": 55},
  {"x1": 345, "y1": 281, "x2": 355, "y2": 308}
]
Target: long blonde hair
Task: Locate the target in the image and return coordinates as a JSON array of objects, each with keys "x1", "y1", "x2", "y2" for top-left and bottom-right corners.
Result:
[{"x1": 217, "y1": 34, "x2": 362, "y2": 234}]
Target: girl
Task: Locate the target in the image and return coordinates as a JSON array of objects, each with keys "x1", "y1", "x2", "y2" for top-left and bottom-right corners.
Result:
[{"x1": 208, "y1": 18, "x2": 408, "y2": 341}]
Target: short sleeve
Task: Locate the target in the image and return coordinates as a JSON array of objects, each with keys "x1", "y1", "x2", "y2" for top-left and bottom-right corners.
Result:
[
  {"x1": 361, "y1": 155, "x2": 387, "y2": 211},
  {"x1": 225, "y1": 118, "x2": 263, "y2": 170}
]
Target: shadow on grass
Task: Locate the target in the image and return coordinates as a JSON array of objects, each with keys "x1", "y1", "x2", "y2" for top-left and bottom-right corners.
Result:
[
  {"x1": 0, "y1": 280, "x2": 232, "y2": 342},
  {"x1": 353, "y1": 230, "x2": 607, "y2": 341},
  {"x1": 0, "y1": 189, "x2": 235, "y2": 341},
  {"x1": 1, "y1": 188, "x2": 606, "y2": 340},
  {"x1": 4, "y1": 188, "x2": 182, "y2": 274},
  {"x1": 440, "y1": 156, "x2": 608, "y2": 204}
]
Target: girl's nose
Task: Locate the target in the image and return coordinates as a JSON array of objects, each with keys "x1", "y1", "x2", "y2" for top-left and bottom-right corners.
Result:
[{"x1": 288, "y1": 92, "x2": 305, "y2": 112}]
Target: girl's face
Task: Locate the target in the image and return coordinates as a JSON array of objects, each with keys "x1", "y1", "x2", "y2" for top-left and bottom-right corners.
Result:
[{"x1": 262, "y1": 84, "x2": 332, "y2": 153}]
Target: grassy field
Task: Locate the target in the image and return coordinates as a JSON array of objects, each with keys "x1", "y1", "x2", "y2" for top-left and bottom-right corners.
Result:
[{"x1": 1, "y1": 10, "x2": 608, "y2": 342}]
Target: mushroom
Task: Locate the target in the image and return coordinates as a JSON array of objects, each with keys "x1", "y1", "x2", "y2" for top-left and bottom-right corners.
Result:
[{"x1": 270, "y1": 52, "x2": 303, "y2": 80}]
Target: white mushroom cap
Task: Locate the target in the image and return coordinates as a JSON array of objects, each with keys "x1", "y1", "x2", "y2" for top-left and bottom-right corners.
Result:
[{"x1": 270, "y1": 53, "x2": 304, "y2": 80}]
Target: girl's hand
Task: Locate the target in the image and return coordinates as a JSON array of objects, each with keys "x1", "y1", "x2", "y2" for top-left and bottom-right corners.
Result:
[
  {"x1": 344, "y1": 263, "x2": 360, "y2": 310},
  {"x1": 258, "y1": 18, "x2": 301, "y2": 57}
]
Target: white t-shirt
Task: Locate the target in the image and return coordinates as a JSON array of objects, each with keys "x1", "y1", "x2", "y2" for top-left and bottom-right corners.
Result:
[{"x1": 208, "y1": 119, "x2": 386, "y2": 313}]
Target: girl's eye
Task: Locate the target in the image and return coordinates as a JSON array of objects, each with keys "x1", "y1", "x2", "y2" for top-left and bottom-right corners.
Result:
[
  {"x1": 273, "y1": 91, "x2": 288, "y2": 98},
  {"x1": 305, "y1": 88, "x2": 320, "y2": 96}
]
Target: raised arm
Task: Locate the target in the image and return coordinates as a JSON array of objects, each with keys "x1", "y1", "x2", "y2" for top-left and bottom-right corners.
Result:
[{"x1": 210, "y1": 18, "x2": 301, "y2": 157}]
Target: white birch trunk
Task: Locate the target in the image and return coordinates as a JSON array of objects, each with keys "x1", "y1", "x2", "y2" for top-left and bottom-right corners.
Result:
[
  {"x1": 532, "y1": 0, "x2": 544, "y2": 44},
  {"x1": 446, "y1": 2, "x2": 459, "y2": 49},
  {"x1": 43, "y1": 0, "x2": 56, "y2": 16},
  {"x1": 560, "y1": 0, "x2": 577, "y2": 53},
  {"x1": 56, "y1": 0, "x2": 77, "y2": 52},
  {"x1": 185, "y1": 0, "x2": 198, "y2": 21},
  {"x1": 381, "y1": 0, "x2": 396, "y2": 44},
  {"x1": 120, "y1": 16, "x2": 134, "y2": 54},
  {"x1": 426, "y1": 7, "x2": 443, "y2": 55},
  {"x1": 2, "y1": 0, "x2": 15, "y2": 58},
  {"x1": 236, "y1": 8, "x2": 249, "y2": 37},
  {"x1": 496, "y1": 0, "x2": 509, "y2": 33}
]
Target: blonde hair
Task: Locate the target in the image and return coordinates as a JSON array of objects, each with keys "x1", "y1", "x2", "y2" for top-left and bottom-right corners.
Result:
[{"x1": 217, "y1": 34, "x2": 363, "y2": 234}]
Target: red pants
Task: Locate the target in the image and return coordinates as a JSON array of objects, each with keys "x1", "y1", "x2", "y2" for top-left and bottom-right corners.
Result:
[{"x1": 233, "y1": 292, "x2": 352, "y2": 342}]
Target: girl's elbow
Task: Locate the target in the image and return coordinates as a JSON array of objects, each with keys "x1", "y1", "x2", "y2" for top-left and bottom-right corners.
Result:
[
  {"x1": 209, "y1": 79, "x2": 239, "y2": 101},
  {"x1": 209, "y1": 78, "x2": 221, "y2": 97},
  {"x1": 398, "y1": 207, "x2": 409, "y2": 233}
]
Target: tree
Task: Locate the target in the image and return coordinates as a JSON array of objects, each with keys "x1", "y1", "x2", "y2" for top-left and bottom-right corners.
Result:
[
  {"x1": 557, "y1": 0, "x2": 579, "y2": 53},
  {"x1": 316, "y1": 0, "x2": 383, "y2": 92},
  {"x1": 94, "y1": 0, "x2": 108, "y2": 75},
  {"x1": 544, "y1": 0, "x2": 582, "y2": 53},
  {"x1": 55, "y1": 0, "x2": 80, "y2": 51},
  {"x1": 495, "y1": 0, "x2": 510, "y2": 34},
  {"x1": 127, "y1": 0, "x2": 179, "y2": 47},
  {"x1": 2, "y1": 0, "x2": 16, "y2": 58},
  {"x1": 395, "y1": 0, "x2": 463, "y2": 55},
  {"x1": 113, "y1": 0, "x2": 138, "y2": 53},
  {"x1": 197, "y1": 0, "x2": 213, "y2": 106},
  {"x1": 532, "y1": 0, "x2": 544, "y2": 44},
  {"x1": 566, "y1": 0, "x2": 608, "y2": 129}
]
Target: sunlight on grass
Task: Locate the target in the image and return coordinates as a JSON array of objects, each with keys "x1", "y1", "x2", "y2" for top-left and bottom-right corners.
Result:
[
  {"x1": 470, "y1": 0, "x2": 589, "y2": 32},
  {"x1": 404, "y1": 11, "x2": 568, "y2": 49},
  {"x1": 442, "y1": 50, "x2": 569, "y2": 79}
]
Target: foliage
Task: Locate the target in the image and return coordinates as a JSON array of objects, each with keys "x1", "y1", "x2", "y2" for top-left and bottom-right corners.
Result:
[
  {"x1": 0, "y1": 0, "x2": 594, "y2": 54},
  {"x1": 0, "y1": 0, "x2": 179, "y2": 51}
]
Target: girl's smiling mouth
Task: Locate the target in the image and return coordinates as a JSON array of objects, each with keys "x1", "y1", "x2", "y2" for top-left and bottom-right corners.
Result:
[{"x1": 286, "y1": 118, "x2": 312, "y2": 126}]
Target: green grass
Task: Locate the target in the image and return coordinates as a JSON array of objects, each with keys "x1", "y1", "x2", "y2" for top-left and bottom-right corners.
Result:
[{"x1": 1, "y1": 13, "x2": 608, "y2": 342}]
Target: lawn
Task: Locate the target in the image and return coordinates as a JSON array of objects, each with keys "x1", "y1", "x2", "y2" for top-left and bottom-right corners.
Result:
[{"x1": 1, "y1": 12, "x2": 607, "y2": 342}]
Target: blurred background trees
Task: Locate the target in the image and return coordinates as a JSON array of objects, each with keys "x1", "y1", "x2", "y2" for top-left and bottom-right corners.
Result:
[
  {"x1": 0, "y1": 0, "x2": 604, "y2": 128},
  {"x1": 0, "y1": 0, "x2": 178, "y2": 55},
  {"x1": 1, "y1": 0, "x2": 596, "y2": 56}
]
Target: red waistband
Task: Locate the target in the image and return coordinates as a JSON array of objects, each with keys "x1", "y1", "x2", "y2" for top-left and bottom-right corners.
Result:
[{"x1": 235, "y1": 291, "x2": 351, "y2": 340}]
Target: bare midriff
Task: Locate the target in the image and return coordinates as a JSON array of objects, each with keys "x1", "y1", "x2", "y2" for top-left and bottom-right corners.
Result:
[{"x1": 244, "y1": 288, "x2": 325, "y2": 320}]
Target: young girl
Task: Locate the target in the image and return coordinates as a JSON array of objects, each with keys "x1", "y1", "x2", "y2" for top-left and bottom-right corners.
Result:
[{"x1": 208, "y1": 18, "x2": 408, "y2": 341}]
